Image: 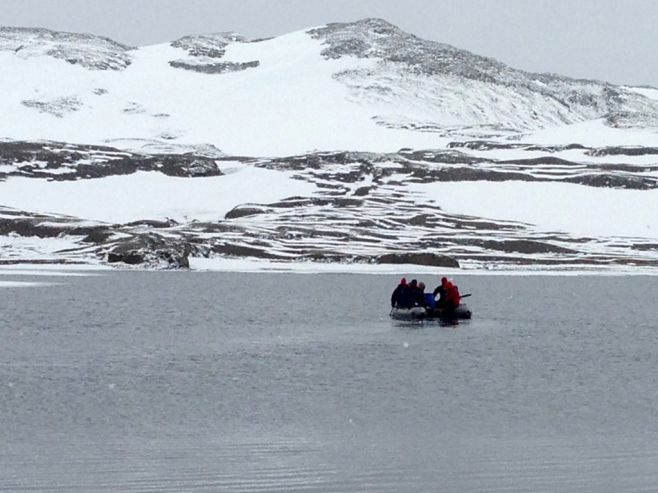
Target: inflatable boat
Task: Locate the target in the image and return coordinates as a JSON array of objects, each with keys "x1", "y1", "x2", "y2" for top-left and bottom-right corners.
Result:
[{"x1": 390, "y1": 303, "x2": 472, "y2": 321}]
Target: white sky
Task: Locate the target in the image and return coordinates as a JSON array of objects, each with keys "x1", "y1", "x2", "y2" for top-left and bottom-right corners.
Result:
[{"x1": 1, "y1": 0, "x2": 657, "y2": 87}]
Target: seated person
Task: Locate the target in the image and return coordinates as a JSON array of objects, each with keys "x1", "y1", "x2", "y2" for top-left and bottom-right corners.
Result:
[
  {"x1": 445, "y1": 282, "x2": 461, "y2": 311},
  {"x1": 433, "y1": 277, "x2": 452, "y2": 308},
  {"x1": 391, "y1": 277, "x2": 411, "y2": 308}
]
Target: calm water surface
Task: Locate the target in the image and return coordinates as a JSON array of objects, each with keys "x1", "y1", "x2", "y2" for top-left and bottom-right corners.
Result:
[{"x1": 1, "y1": 271, "x2": 658, "y2": 492}]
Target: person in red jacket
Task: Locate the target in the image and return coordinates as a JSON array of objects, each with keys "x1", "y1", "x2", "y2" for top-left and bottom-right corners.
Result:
[{"x1": 445, "y1": 282, "x2": 461, "y2": 311}]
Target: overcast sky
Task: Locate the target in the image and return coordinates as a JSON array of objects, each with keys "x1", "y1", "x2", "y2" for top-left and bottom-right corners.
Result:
[{"x1": 1, "y1": 0, "x2": 657, "y2": 86}]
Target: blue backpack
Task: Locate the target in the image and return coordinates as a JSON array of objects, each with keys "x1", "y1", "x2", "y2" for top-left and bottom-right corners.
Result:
[{"x1": 424, "y1": 292, "x2": 436, "y2": 308}]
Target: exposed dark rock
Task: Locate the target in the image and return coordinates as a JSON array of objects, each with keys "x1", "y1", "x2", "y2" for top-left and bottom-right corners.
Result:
[
  {"x1": 353, "y1": 186, "x2": 372, "y2": 196},
  {"x1": 414, "y1": 167, "x2": 536, "y2": 183},
  {"x1": 107, "y1": 238, "x2": 191, "y2": 268},
  {"x1": 157, "y1": 155, "x2": 221, "y2": 177},
  {"x1": 225, "y1": 206, "x2": 268, "y2": 219},
  {"x1": 564, "y1": 174, "x2": 652, "y2": 190},
  {"x1": 409, "y1": 214, "x2": 433, "y2": 226},
  {"x1": 630, "y1": 243, "x2": 658, "y2": 251},
  {"x1": 211, "y1": 244, "x2": 284, "y2": 259},
  {"x1": 107, "y1": 251, "x2": 144, "y2": 265},
  {"x1": 478, "y1": 240, "x2": 577, "y2": 254},
  {"x1": 0, "y1": 141, "x2": 222, "y2": 180},
  {"x1": 301, "y1": 251, "x2": 364, "y2": 262},
  {"x1": 122, "y1": 219, "x2": 179, "y2": 228},
  {"x1": 587, "y1": 146, "x2": 658, "y2": 157},
  {"x1": 447, "y1": 141, "x2": 529, "y2": 151},
  {"x1": 501, "y1": 156, "x2": 580, "y2": 166},
  {"x1": 169, "y1": 60, "x2": 260, "y2": 74},
  {"x1": 190, "y1": 222, "x2": 244, "y2": 233},
  {"x1": 399, "y1": 149, "x2": 483, "y2": 164},
  {"x1": 0, "y1": 218, "x2": 66, "y2": 238},
  {"x1": 333, "y1": 198, "x2": 363, "y2": 207},
  {"x1": 0, "y1": 259, "x2": 88, "y2": 265},
  {"x1": 377, "y1": 252, "x2": 460, "y2": 268},
  {"x1": 0, "y1": 27, "x2": 133, "y2": 70},
  {"x1": 169, "y1": 33, "x2": 261, "y2": 74},
  {"x1": 80, "y1": 228, "x2": 114, "y2": 243},
  {"x1": 171, "y1": 32, "x2": 249, "y2": 57}
]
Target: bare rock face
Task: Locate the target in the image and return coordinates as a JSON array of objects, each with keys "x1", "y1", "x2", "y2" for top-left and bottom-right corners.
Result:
[
  {"x1": 477, "y1": 240, "x2": 576, "y2": 255},
  {"x1": 107, "y1": 239, "x2": 191, "y2": 269},
  {"x1": 171, "y1": 33, "x2": 249, "y2": 58},
  {"x1": 224, "y1": 206, "x2": 269, "y2": 219},
  {"x1": 377, "y1": 252, "x2": 460, "y2": 268},
  {"x1": 0, "y1": 27, "x2": 133, "y2": 70},
  {"x1": 0, "y1": 141, "x2": 223, "y2": 180},
  {"x1": 169, "y1": 32, "x2": 260, "y2": 74},
  {"x1": 308, "y1": 19, "x2": 658, "y2": 131},
  {"x1": 309, "y1": 18, "x2": 509, "y2": 80},
  {"x1": 168, "y1": 60, "x2": 260, "y2": 74}
]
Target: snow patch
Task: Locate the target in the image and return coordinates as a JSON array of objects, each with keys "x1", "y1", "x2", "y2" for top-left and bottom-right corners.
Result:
[
  {"x1": 519, "y1": 119, "x2": 658, "y2": 148},
  {"x1": 0, "y1": 167, "x2": 316, "y2": 223},
  {"x1": 408, "y1": 180, "x2": 658, "y2": 239}
]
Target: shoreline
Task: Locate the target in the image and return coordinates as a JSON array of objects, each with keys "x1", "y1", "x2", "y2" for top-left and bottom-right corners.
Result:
[{"x1": 2, "y1": 257, "x2": 658, "y2": 277}]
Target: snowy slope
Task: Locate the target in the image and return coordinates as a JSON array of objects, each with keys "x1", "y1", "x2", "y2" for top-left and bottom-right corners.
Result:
[
  {"x1": 1, "y1": 20, "x2": 657, "y2": 156},
  {"x1": 2, "y1": 20, "x2": 658, "y2": 271}
]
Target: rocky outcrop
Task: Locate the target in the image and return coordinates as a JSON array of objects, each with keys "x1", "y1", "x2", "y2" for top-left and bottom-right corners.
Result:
[
  {"x1": 377, "y1": 253, "x2": 460, "y2": 268},
  {"x1": 308, "y1": 19, "x2": 658, "y2": 132},
  {"x1": 0, "y1": 27, "x2": 133, "y2": 70},
  {"x1": 107, "y1": 238, "x2": 192, "y2": 269},
  {"x1": 171, "y1": 33, "x2": 249, "y2": 57},
  {"x1": 0, "y1": 141, "x2": 222, "y2": 180},
  {"x1": 169, "y1": 32, "x2": 259, "y2": 74},
  {"x1": 169, "y1": 60, "x2": 259, "y2": 74},
  {"x1": 224, "y1": 206, "x2": 269, "y2": 219}
]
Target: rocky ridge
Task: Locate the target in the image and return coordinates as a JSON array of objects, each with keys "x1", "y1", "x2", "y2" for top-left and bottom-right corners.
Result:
[
  {"x1": 310, "y1": 19, "x2": 658, "y2": 133},
  {"x1": 0, "y1": 141, "x2": 222, "y2": 180},
  {"x1": 169, "y1": 32, "x2": 261, "y2": 73},
  {"x1": 0, "y1": 26, "x2": 133, "y2": 70}
]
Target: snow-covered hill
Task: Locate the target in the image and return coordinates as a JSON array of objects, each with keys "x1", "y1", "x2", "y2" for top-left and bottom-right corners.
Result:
[
  {"x1": 2, "y1": 19, "x2": 658, "y2": 271},
  {"x1": 2, "y1": 19, "x2": 658, "y2": 155}
]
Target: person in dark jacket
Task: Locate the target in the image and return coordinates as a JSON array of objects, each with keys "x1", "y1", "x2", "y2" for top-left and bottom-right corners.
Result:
[
  {"x1": 391, "y1": 277, "x2": 409, "y2": 308},
  {"x1": 417, "y1": 281, "x2": 428, "y2": 307},
  {"x1": 433, "y1": 277, "x2": 452, "y2": 308},
  {"x1": 408, "y1": 279, "x2": 425, "y2": 307}
]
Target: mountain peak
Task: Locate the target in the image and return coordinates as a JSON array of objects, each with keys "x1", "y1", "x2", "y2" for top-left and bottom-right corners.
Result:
[
  {"x1": 337, "y1": 17, "x2": 403, "y2": 33},
  {"x1": 2, "y1": 19, "x2": 658, "y2": 152}
]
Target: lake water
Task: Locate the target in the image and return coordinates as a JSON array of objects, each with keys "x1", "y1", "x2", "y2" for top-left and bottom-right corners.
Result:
[{"x1": 1, "y1": 271, "x2": 658, "y2": 492}]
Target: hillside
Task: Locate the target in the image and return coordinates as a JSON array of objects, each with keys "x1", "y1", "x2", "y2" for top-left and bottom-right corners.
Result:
[{"x1": 1, "y1": 19, "x2": 658, "y2": 271}]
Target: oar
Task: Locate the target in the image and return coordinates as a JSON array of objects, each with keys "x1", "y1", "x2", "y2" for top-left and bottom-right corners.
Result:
[{"x1": 460, "y1": 293, "x2": 472, "y2": 298}]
